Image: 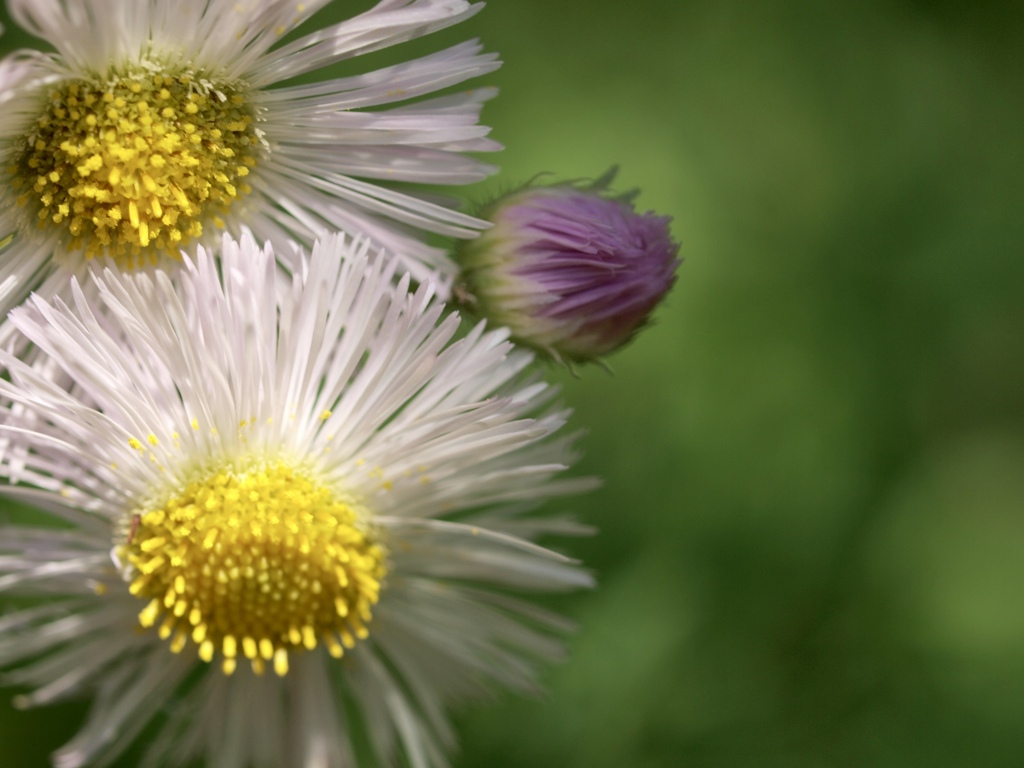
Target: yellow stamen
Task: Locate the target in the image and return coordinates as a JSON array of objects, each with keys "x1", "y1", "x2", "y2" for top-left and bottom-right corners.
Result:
[
  {"x1": 11, "y1": 66, "x2": 260, "y2": 268},
  {"x1": 120, "y1": 459, "x2": 385, "y2": 677},
  {"x1": 273, "y1": 647, "x2": 289, "y2": 677}
]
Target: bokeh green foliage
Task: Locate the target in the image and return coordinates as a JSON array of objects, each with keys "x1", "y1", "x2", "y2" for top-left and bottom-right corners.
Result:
[{"x1": 1, "y1": 0, "x2": 1023, "y2": 766}]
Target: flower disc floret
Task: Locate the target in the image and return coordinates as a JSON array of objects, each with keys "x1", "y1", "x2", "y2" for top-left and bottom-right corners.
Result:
[
  {"x1": 122, "y1": 459, "x2": 385, "y2": 678},
  {"x1": 10, "y1": 65, "x2": 260, "y2": 268}
]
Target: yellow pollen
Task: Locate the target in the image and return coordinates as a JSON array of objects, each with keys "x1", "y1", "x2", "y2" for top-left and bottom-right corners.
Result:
[
  {"x1": 120, "y1": 460, "x2": 385, "y2": 677},
  {"x1": 12, "y1": 66, "x2": 261, "y2": 269}
]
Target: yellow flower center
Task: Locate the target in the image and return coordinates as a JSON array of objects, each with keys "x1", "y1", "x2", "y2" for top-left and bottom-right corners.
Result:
[
  {"x1": 10, "y1": 66, "x2": 260, "y2": 269},
  {"x1": 122, "y1": 461, "x2": 385, "y2": 677}
]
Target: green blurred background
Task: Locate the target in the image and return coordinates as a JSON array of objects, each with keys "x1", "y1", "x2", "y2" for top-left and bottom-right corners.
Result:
[{"x1": 2, "y1": 0, "x2": 1024, "y2": 765}]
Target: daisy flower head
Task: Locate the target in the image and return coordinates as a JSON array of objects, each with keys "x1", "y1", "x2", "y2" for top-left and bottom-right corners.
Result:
[
  {"x1": 0, "y1": 232, "x2": 593, "y2": 767},
  {"x1": 0, "y1": 0, "x2": 501, "y2": 333}
]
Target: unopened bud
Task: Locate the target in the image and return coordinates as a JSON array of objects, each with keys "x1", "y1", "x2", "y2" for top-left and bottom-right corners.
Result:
[{"x1": 457, "y1": 170, "x2": 680, "y2": 363}]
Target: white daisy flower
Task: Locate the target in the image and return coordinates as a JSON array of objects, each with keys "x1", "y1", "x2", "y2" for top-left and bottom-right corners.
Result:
[
  {"x1": 0, "y1": 0, "x2": 500, "y2": 332},
  {"x1": 0, "y1": 231, "x2": 593, "y2": 768}
]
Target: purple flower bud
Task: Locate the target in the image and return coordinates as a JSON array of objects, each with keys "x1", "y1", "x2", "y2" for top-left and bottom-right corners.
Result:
[{"x1": 457, "y1": 170, "x2": 680, "y2": 363}]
